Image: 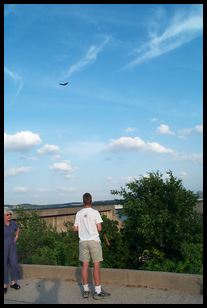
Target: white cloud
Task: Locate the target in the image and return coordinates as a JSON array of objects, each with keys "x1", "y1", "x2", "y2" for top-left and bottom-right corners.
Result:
[
  {"x1": 27, "y1": 156, "x2": 39, "y2": 161},
  {"x1": 178, "y1": 171, "x2": 188, "y2": 179},
  {"x1": 61, "y1": 35, "x2": 112, "y2": 80},
  {"x1": 37, "y1": 144, "x2": 60, "y2": 155},
  {"x1": 195, "y1": 124, "x2": 203, "y2": 133},
  {"x1": 151, "y1": 117, "x2": 159, "y2": 122},
  {"x1": 4, "y1": 131, "x2": 42, "y2": 152},
  {"x1": 13, "y1": 186, "x2": 29, "y2": 193},
  {"x1": 157, "y1": 124, "x2": 175, "y2": 135},
  {"x1": 126, "y1": 6, "x2": 203, "y2": 68},
  {"x1": 106, "y1": 176, "x2": 114, "y2": 182},
  {"x1": 146, "y1": 142, "x2": 174, "y2": 154},
  {"x1": 178, "y1": 128, "x2": 193, "y2": 138},
  {"x1": 5, "y1": 166, "x2": 31, "y2": 178},
  {"x1": 178, "y1": 124, "x2": 203, "y2": 138},
  {"x1": 172, "y1": 152, "x2": 203, "y2": 164},
  {"x1": 36, "y1": 188, "x2": 51, "y2": 193},
  {"x1": 64, "y1": 174, "x2": 73, "y2": 179},
  {"x1": 4, "y1": 67, "x2": 24, "y2": 104},
  {"x1": 125, "y1": 127, "x2": 136, "y2": 132},
  {"x1": 106, "y1": 136, "x2": 146, "y2": 152},
  {"x1": 52, "y1": 155, "x2": 62, "y2": 160},
  {"x1": 121, "y1": 176, "x2": 138, "y2": 183},
  {"x1": 57, "y1": 186, "x2": 76, "y2": 192},
  {"x1": 106, "y1": 136, "x2": 173, "y2": 154},
  {"x1": 49, "y1": 160, "x2": 75, "y2": 177}
]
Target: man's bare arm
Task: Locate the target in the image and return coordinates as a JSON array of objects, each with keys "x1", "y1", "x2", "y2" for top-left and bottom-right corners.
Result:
[
  {"x1": 73, "y1": 225, "x2": 78, "y2": 232},
  {"x1": 96, "y1": 223, "x2": 102, "y2": 233}
]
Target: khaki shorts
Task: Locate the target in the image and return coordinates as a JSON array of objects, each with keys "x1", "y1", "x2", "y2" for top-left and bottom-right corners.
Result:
[{"x1": 79, "y1": 240, "x2": 103, "y2": 262}]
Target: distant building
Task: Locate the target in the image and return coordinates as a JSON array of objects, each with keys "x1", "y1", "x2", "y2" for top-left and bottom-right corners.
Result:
[{"x1": 196, "y1": 199, "x2": 203, "y2": 214}]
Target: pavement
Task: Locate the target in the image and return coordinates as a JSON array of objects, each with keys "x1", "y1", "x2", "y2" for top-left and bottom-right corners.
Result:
[{"x1": 4, "y1": 278, "x2": 203, "y2": 304}]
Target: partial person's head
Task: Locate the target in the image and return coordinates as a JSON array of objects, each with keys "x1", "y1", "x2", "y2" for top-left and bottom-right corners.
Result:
[
  {"x1": 83, "y1": 192, "x2": 92, "y2": 206},
  {"x1": 4, "y1": 207, "x2": 13, "y2": 220}
]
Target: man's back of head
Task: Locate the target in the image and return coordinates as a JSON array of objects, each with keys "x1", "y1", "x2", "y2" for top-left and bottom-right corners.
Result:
[{"x1": 83, "y1": 192, "x2": 92, "y2": 206}]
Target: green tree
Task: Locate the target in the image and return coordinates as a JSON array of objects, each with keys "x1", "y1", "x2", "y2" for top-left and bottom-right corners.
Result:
[
  {"x1": 63, "y1": 221, "x2": 80, "y2": 266},
  {"x1": 100, "y1": 215, "x2": 129, "y2": 269},
  {"x1": 15, "y1": 207, "x2": 127, "y2": 267},
  {"x1": 16, "y1": 207, "x2": 52, "y2": 263},
  {"x1": 16, "y1": 207, "x2": 68, "y2": 265},
  {"x1": 111, "y1": 170, "x2": 203, "y2": 273}
]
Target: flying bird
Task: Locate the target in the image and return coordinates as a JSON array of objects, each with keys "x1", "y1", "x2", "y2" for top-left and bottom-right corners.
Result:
[{"x1": 59, "y1": 82, "x2": 69, "y2": 86}]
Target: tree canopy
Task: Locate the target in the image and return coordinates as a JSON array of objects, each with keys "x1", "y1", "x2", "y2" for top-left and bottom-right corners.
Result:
[{"x1": 111, "y1": 170, "x2": 203, "y2": 273}]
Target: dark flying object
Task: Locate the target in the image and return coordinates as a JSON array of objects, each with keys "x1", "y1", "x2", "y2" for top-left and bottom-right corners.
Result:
[{"x1": 59, "y1": 82, "x2": 69, "y2": 86}]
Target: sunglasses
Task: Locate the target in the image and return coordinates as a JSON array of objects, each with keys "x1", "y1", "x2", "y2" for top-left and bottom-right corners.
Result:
[{"x1": 6, "y1": 213, "x2": 12, "y2": 216}]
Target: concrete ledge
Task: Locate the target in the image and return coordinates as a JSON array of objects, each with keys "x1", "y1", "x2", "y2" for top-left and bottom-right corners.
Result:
[{"x1": 20, "y1": 264, "x2": 202, "y2": 295}]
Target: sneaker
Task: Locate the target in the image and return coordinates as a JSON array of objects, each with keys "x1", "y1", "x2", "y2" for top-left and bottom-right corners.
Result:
[
  {"x1": 93, "y1": 290, "x2": 111, "y2": 300},
  {"x1": 10, "y1": 283, "x2": 21, "y2": 290},
  {"x1": 83, "y1": 290, "x2": 90, "y2": 298}
]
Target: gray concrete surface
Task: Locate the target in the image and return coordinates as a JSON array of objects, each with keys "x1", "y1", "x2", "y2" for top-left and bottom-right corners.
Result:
[
  {"x1": 4, "y1": 278, "x2": 203, "y2": 304},
  {"x1": 19, "y1": 264, "x2": 203, "y2": 295}
]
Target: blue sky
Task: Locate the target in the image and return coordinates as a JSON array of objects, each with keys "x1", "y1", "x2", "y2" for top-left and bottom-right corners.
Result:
[{"x1": 4, "y1": 4, "x2": 203, "y2": 205}]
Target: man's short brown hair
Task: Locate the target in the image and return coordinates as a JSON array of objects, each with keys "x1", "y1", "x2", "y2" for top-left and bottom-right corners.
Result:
[{"x1": 83, "y1": 192, "x2": 92, "y2": 205}]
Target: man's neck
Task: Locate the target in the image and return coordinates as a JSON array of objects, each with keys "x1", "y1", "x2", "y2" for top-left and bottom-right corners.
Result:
[{"x1": 84, "y1": 204, "x2": 92, "y2": 208}]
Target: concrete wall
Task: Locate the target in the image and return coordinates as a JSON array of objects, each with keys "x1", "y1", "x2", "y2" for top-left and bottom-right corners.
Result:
[
  {"x1": 13, "y1": 205, "x2": 123, "y2": 232},
  {"x1": 196, "y1": 199, "x2": 203, "y2": 214},
  {"x1": 20, "y1": 264, "x2": 202, "y2": 295}
]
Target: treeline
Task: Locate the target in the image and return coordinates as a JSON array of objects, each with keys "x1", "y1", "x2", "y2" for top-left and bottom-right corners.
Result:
[
  {"x1": 16, "y1": 170, "x2": 203, "y2": 274},
  {"x1": 6, "y1": 200, "x2": 118, "y2": 211}
]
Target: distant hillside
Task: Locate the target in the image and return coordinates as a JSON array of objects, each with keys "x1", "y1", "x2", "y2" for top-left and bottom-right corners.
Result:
[{"x1": 5, "y1": 199, "x2": 118, "y2": 210}]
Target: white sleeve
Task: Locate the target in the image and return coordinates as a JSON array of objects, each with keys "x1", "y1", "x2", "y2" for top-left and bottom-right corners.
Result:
[
  {"x1": 74, "y1": 213, "x2": 79, "y2": 226},
  {"x1": 96, "y1": 211, "x2": 103, "y2": 224}
]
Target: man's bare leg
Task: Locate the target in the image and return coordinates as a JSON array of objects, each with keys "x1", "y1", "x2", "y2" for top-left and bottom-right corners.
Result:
[
  {"x1": 82, "y1": 261, "x2": 89, "y2": 285},
  {"x1": 93, "y1": 261, "x2": 101, "y2": 286}
]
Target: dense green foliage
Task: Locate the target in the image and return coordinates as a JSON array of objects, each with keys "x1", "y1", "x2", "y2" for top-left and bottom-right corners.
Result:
[
  {"x1": 15, "y1": 171, "x2": 203, "y2": 274},
  {"x1": 100, "y1": 216, "x2": 129, "y2": 269},
  {"x1": 111, "y1": 170, "x2": 203, "y2": 274},
  {"x1": 16, "y1": 208, "x2": 78, "y2": 266},
  {"x1": 16, "y1": 208, "x2": 126, "y2": 269}
]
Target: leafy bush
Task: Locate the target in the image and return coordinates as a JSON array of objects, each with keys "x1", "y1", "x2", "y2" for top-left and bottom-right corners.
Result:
[{"x1": 111, "y1": 170, "x2": 203, "y2": 273}]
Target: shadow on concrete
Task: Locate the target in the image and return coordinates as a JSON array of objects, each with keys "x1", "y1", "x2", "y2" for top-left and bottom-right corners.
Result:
[
  {"x1": 34, "y1": 278, "x2": 60, "y2": 304},
  {"x1": 197, "y1": 278, "x2": 203, "y2": 295}
]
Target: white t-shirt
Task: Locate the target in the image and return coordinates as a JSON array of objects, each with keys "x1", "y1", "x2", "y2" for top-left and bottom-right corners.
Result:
[{"x1": 74, "y1": 207, "x2": 103, "y2": 242}]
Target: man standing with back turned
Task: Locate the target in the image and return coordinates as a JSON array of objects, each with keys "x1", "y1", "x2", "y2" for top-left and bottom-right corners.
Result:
[{"x1": 73, "y1": 192, "x2": 111, "y2": 300}]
